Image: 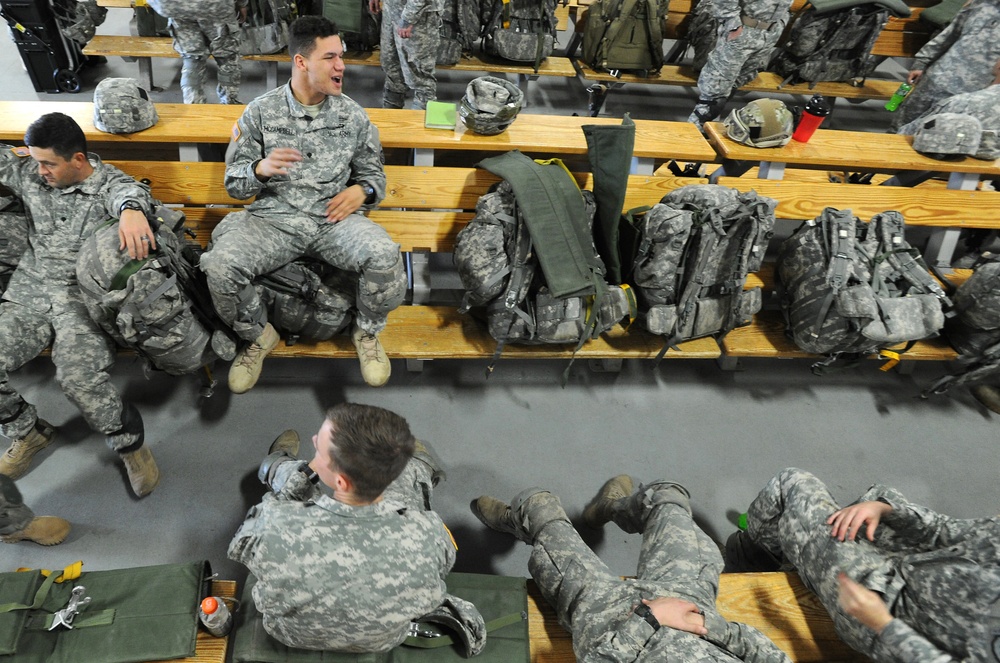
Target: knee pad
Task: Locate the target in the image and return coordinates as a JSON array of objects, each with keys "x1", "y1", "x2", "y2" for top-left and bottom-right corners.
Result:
[
  {"x1": 357, "y1": 254, "x2": 406, "y2": 318},
  {"x1": 107, "y1": 402, "x2": 144, "y2": 452}
]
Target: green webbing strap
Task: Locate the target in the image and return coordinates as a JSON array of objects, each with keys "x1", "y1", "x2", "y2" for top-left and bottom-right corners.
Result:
[
  {"x1": 402, "y1": 611, "x2": 526, "y2": 649},
  {"x1": 26, "y1": 608, "x2": 117, "y2": 631},
  {"x1": 109, "y1": 258, "x2": 149, "y2": 291},
  {"x1": 0, "y1": 571, "x2": 57, "y2": 614}
]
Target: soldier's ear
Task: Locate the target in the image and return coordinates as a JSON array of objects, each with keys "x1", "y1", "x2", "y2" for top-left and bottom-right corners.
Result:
[{"x1": 292, "y1": 52, "x2": 307, "y2": 71}]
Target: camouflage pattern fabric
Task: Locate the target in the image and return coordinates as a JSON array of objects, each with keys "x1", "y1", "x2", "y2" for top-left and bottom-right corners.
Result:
[
  {"x1": 146, "y1": 0, "x2": 244, "y2": 104},
  {"x1": 202, "y1": 84, "x2": 404, "y2": 341},
  {"x1": 380, "y1": 0, "x2": 442, "y2": 109},
  {"x1": 0, "y1": 147, "x2": 152, "y2": 448},
  {"x1": 228, "y1": 454, "x2": 456, "y2": 652},
  {"x1": 911, "y1": 112, "x2": 984, "y2": 158},
  {"x1": 745, "y1": 468, "x2": 1000, "y2": 663},
  {"x1": 892, "y1": 0, "x2": 1000, "y2": 130},
  {"x1": 436, "y1": 0, "x2": 479, "y2": 65},
  {"x1": 0, "y1": 474, "x2": 33, "y2": 536},
  {"x1": 60, "y1": 0, "x2": 108, "y2": 45},
  {"x1": 93, "y1": 78, "x2": 159, "y2": 134},
  {"x1": 521, "y1": 483, "x2": 791, "y2": 662},
  {"x1": 0, "y1": 195, "x2": 28, "y2": 296},
  {"x1": 481, "y1": 0, "x2": 558, "y2": 64},
  {"x1": 896, "y1": 84, "x2": 1000, "y2": 152},
  {"x1": 722, "y1": 98, "x2": 794, "y2": 147}
]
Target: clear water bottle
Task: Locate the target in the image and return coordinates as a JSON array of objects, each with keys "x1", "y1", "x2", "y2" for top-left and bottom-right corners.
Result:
[
  {"x1": 884, "y1": 82, "x2": 913, "y2": 112},
  {"x1": 199, "y1": 597, "x2": 233, "y2": 637}
]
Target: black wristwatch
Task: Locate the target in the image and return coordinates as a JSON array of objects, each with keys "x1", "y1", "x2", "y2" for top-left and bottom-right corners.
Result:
[
  {"x1": 359, "y1": 181, "x2": 376, "y2": 204},
  {"x1": 297, "y1": 462, "x2": 320, "y2": 485},
  {"x1": 633, "y1": 603, "x2": 660, "y2": 632}
]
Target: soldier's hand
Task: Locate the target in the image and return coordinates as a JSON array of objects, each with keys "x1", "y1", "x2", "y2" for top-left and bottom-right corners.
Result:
[
  {"x1": 397, "y1": 24, "x2": 413, "y2": 38},
  {"x1": 642, "y1": 597, "x2": 707, "y2": 635},
  {"x1": 119, "y1": 208, "x2": 156, "y2": 260},
  {"x1": 826, "y1": 500, "x2": 892, "y2": 542},
  {"x1": 325, "y1": 185, "x2": 367, "y2": 223},
  {"x1": 907, "y1": 69, "x2": 923, "y2": 84},
  {"x1": 726, "y1": 25, "x2": 743, "y2": 40},
  {"x1": 837, "y1": 573, "x2": 893, "y2": 633},
  {"x1": 368, "y1": 0, "x2": 380, "y2": 13},
  {"x1": 257, "y1": 147, "x2": 303, "y2": 179}
]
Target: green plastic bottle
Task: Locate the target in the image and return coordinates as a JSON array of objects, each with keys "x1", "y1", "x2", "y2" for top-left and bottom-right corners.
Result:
[
  {"x1": 737, "y1": 512, "x2": 748, "y2": 531},
  {"x1": 884, "y1": 82, "x2": 913, "y2": 112}
]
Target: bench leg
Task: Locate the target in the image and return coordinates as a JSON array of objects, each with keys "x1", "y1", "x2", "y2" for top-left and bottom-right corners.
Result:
[
  {"x1": 413, "y1": 148, "x2": 434, "y2": 167},
  {"x1": 410, "y1": 249, "x2": 432, "y2": 305},
  {"x1": 632, "y1": 157, "x2": 653, "y2": 175},
  {"x1": 178, "y1": 143, "x2": 200, "y2": 161},
  {"x1": 588, "y1": 358, "x2": 622, "y2": 372},
  {"x1": 405, "y1": 359, "x2": 426, "y2": 373},
  {"x1": 708, "y1": 159, "x2": 753, "y2": 183},
  {"x1": 923, "y1": 228, "x2": 962, "y2": 269},
  {"x1": 137, "y1": 56, "x2": 154, "y2": 92},
  {"x1": 757, "y1": 161, "x2": 785, "y2": 180},
  {"x1": 717, "y1": 355, "x2": 741, "y2": 371},
  {"x1": 663, "y1": 39, "x2": 687, "y2": 64},
  {"x1": 947, "y1": 172, "x2": 981, "y2": 191},
  {"x1": 265, "y1": 61, "x2": 278, "y2": 90}
]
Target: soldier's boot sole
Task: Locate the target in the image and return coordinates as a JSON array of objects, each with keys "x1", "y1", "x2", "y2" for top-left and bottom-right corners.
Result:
[
  {"x1": 121, "y1": 445, "x2": 160, "y2": 498},
  {"x1": 582, "y1": 474, "x2": 635, "y2": 529},
  {"x1": 1, "y1": 516, "x2": 71, "y2": 546},
  {"x1": 268, "y1": 430, "x2": 300, "y2": 457},
  {"x1": 0, "y1": 419, "x2": 57, "y2": 479}
]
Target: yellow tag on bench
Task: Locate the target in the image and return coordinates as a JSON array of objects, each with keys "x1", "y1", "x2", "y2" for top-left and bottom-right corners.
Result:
[{"x1": 878, "y1": 350, "x2": 900, "y2": 372}]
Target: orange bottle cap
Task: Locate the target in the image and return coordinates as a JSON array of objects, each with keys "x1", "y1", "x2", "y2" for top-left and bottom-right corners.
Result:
[{"x1": 201, "y1": 597, "x2": 219, "y2": 614}]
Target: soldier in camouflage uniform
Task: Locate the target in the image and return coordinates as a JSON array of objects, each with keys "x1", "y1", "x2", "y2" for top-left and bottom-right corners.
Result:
[
  {"x1": 727, "y1": 468, "x2": 1000, "y2": 662},
  {"x1": 474, "y1": 476, "x2": 792, "y2": 663},
  {"x1": 370, "y1": 0, "x2": 442, "y2": 109},
  {"x1": 0, "y1": 474, "x2": 70, "y2": 545},
  {"x1": 145, "y1": 0, "x2": 245, "y2": 104},
  {"x1": 0, "y1": 113, "x2": 161, "y2": 498},
  {"x1": 201, "y1": 16, "x2": 405, "y2": 392},
  {"x1": 687, "y1": 0, "x2": 794, "y2": 130},
  {"x1": 228, "y1": 403, "x2": 458, "y2": 652},
  {"x1": 896, "y1": 60, "x2": 1000, "y2": 135},
  {"x1": 892, "y1": 0, "x2": 1000, "y2": 131}
]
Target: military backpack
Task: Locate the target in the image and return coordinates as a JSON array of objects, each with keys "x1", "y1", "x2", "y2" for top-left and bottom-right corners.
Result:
[
  {"x1": 437, "y1": 0, "x2": 481, "y2": 64},
  {"x1": 0, "y1": 194, "x2": 28, "y2": 297},
  {"x1": 768, "y1": 0, "x2": 910, "y2": 85},
  {"x1": 454, "y1": 152, "x2": 635, "y2": 371},
  {"x1": 623, "y1": 184, "x2": 776, "y2": 359},
  {"x1": 777, "y1": 208, "x2": 950, "y2": 366},
  {"x1": 581, "y1": 0, "x2": 667, "y2": 74},
  {"x1": 76, "y1": 207, "x2": 237, "y2": 376},
  {"x1": 681, "y1": 0, "x2": 721, "y2": 72},
  {"x1": 926, "y1": 253, "x2": 1000, "y2": 395},
  {"x1": 480, "y1": 0, "x2": 558, "y2": 71},
  {"x1": 255, "y1": 259, "x2": 354, "y2": 344}
]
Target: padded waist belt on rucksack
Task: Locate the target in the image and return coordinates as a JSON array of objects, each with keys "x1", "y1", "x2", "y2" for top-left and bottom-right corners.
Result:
[{"x1": 0, "y1": 561, "x2": 210, "y2": 663}]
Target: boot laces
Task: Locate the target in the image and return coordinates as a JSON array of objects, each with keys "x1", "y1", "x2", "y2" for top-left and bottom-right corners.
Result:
[{"x1": 357, "y1": 332, "x2": 384, "y2": 363}]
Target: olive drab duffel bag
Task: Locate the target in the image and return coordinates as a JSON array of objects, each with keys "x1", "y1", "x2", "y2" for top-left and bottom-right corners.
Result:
[
  {"x1": 232, "y1": 572, "x2": 529, "y2": 663},
  {"x1": 0, "y1": 560, "x2": 212, "y2": 663}
]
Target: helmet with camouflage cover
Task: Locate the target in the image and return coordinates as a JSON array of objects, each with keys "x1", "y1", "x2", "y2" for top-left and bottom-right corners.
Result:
[
  {"x1": 723, "y1": 98, "x2": 794, "y2": 148},
  {"x1": 93, "y1": 78, "x2": 158, "y2": 134},
  {"x1": 459, "y1": 76, "x2": 524, "y2": 136},
  {"x1": 912, "y1": 113, "x2": 983, "y2": 160}
]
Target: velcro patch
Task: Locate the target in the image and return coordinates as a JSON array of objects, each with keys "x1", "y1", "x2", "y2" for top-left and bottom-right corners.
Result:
[
  {"x1": 231, "y1": 122, "x2": 241, "y2": 142},
  {"x1": 10, "y1": 146, "x2": 29, "y2": 157}
]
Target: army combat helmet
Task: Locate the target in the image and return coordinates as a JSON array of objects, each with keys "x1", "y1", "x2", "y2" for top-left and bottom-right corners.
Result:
[
  {"x1": 459, "y1": 76, "x2": 524, "y2": 136},
  {"x1": 913, "y1": 112, "x2": 998, "y2": 160},
  {"x1": 93, "y1": 78, "x2": 159, "y2": 134},
  {"x1": 723, "y1": 98, "x2": 794, "y2": 148}
]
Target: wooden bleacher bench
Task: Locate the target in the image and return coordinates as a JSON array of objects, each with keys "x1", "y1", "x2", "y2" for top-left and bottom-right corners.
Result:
[
  {"x1": 146, "y1": 579, "x2": 234, "y2": 663},
  {"x1": 82, "y1": 35, "x2": 578, "y2": 97},
  {"x1": 527, "y1": 572, "x2": 859, "y2": 662}
]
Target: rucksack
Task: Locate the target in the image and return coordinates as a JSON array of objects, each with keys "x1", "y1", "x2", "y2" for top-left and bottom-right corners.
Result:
[
  {"x1": 0, "y1": 194, "x2": 28, "y2": 296},
  {"x1": 438, "y1": 0, "x2": 481, "y2": 65},
  {"x1": 768, "y1": 0, "x2": 910, "y2": 85},
  {"x1": 76, "y1": 207, "x2": 237, "y2": 376},
  {"x1": 321, "y1": 0, "x2": 380, "y2": 52},
  {"x1": 454, "y1": 153, "x2": 635, "y2": 370},
  {"x1": 240, "y1": 0, "x2": 293, "y2": 55},
  {"x1": 581, "y1": 0, "x2": 667, "y2": 74},
  {"x1": 480, "y1": 0, "x2": 558, "y2": 71},
  {"x1": 777, "y1": 208, "x2": 950, "y2": 365},
  {"x1": 255, "y1": 259, "x2": 354, "y2": 344},
  {"x1": 624, "y1": 184, "x2": 776, "y2": 358},
  {"x1": 926, "y1": 254, "x2": 1000, "y2": 395},
  {"x1": 681, "y1": 0, "x2": 720, "y2": 72}
]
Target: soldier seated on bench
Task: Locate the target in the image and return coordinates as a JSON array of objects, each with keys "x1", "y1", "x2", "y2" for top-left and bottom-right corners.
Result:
[
  {"x1": 228, "y1": 403, "x2": 465, "y2": 652},
  {"x1": 474, "y1": 476, "x2": 792, "y2": 663},
  {"x1": 725, "y1": 468, "x2": 1000, "y2": 662}
]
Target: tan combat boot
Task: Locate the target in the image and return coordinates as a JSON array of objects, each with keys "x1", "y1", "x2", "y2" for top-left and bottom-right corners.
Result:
[
  {"x1": 268, "y1": 429, "x2": 300, "y2": 457},
  {"x1": 352, "y1": 325, "x2": 390, "y2": 387},
  {"x1": 972, "y1": 384, "x2": 1000, "y2": 415},
  {"x1": 229, "y1": 323, "x2": 280, "y2": 394},
  {"x1": 121, "y1": 445, "x2": 160, "y2": 498},
  {"x1": 0, "y1": 419, "x2": 56, "y2": 479},
  {"x1": 1, "y1": 516, "x2": 71, "y2": 546},
  {"x1": 582, "y1": 475, "x2": 634, "y2": 529}
]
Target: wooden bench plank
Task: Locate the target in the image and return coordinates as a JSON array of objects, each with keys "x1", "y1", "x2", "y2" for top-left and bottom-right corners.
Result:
[{"x1": 144, "y1": 579, "x2": 234, "y2": 663}]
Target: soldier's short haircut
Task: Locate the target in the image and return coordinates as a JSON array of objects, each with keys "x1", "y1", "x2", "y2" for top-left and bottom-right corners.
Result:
[
  {"x1": 24, "y1": 112, "x2": 88, "y2": 161},
  {"x1": 289, "y1": 15, "x2": 340, "y2": 59},
  {"x1": 325, "y1": 403, "x2": 415, "y2": 501}
]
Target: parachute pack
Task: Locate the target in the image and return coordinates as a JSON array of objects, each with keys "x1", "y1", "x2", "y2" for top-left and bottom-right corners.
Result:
[
  {"x1": 480, "y1": 0, "x2": 559, "y2": 71},
  {"x1": 0, "y1": 194, "x2": 28, "y2": 296},
  {"x1": 777, "y1": 208, "x2": 951, "y2": 368},
  {"x1": 926, "y1": 254, "x2": 1000, "y2": 395},
  {"x1": 768, "y1": 0, "x2": 910, "y2": 85},
  {"x1": 454, "y1": 151, "x2": 635, "y2": 372},
  {"x1": 581, "y1": 0, "x2": 668, "y2": 75},
  {"x1": 255, "y1": 259, "x2": 354, "y2": 344},
  {"x1": 623, "y1": 184, "x2": 776, "y2": 358}
]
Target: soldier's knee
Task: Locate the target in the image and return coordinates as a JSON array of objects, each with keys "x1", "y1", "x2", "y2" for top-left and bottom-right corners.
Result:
[{"x1": 643, "y1": 480, "x2": 692, "y2": 512}]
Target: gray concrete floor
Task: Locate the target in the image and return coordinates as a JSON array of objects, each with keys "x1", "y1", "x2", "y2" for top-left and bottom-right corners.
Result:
[{"x1": 1, "y1": 5, "x2": 997, "y2": 633}]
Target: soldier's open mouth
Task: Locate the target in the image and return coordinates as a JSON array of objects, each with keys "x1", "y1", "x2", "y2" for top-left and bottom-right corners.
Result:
[{"x1": 333, "y1": 76, "x2": 342, "y2": 84}]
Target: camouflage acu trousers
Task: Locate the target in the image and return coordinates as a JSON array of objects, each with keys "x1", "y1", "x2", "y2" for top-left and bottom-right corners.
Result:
[
  {"x1": 0, "y1": 301, "x2": 134, "y2": 449},
  {"x1": 0, "y1": 474, "x2": 33, "y2": 536},
  {"x1": 201, "y1": 210, "x2": 406, "y2": 342},
  {"x1": 168, "y1": 17, "x2": 241, "y2": 104},
  {"x1": 745, "y1": 468, "x2": 897, "y2": 653},
  {"x1": 380, "y1": 3, "x2": 441, "y2": 109},
  {"x1": 695, "y1": 21, "x2": 784, "y2": 104},
  {"x1": 529, "y1": 481, "x2": 724, "y2": 658}
]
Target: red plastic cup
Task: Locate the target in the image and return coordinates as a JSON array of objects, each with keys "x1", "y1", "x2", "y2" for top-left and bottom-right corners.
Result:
[{"x1": 792, "y1": 111, "x2": 826, "y2": 143}]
